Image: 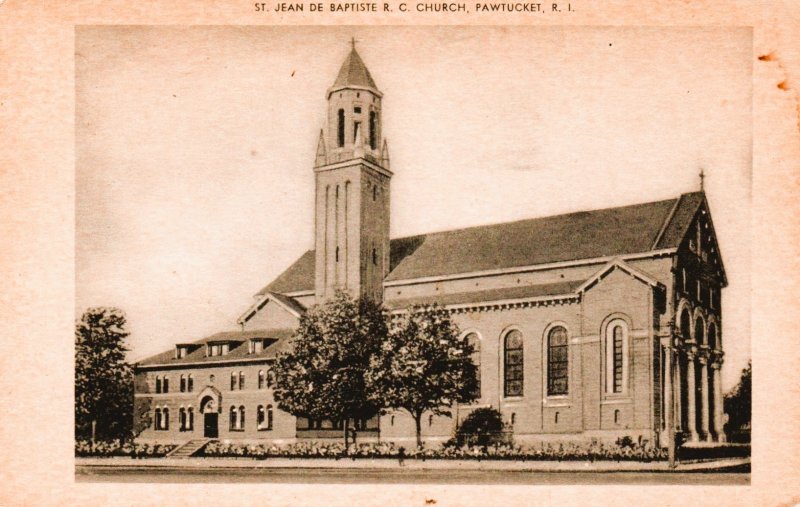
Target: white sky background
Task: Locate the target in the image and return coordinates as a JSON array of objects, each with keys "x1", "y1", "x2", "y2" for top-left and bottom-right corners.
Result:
[{"x1": 76, "y1": 26, "x2": 751, "y2": 390}]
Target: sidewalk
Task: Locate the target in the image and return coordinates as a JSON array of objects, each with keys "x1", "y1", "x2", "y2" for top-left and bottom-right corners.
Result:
[{"x1": 76, "y1": 456, "x2": 749, "y2": 473}]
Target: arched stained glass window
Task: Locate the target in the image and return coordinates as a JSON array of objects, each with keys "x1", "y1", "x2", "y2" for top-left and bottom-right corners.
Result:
[
  {"x1": 547, "y1": 326, "x2": 569, "y2": 396},
  {"x1": 605, "y1": 319, "x2": 629, "y2": 395},
  {"x1": 504, "y1": 330, "x2": 524, "y2": 397}
]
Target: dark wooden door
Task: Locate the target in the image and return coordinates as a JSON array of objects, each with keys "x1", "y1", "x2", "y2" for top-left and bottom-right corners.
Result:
[{"x1": 204, "y1": 413, "x2": 218, "y2": 438}]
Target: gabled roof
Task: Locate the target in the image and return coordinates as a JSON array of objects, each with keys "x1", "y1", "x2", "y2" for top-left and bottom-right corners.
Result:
[
  {"x1": 260, "y1": 249, "x2": 316, "y2": 294},
  {"x1": 329, "y1": 47, "x2": 379, "y2": 95},
  {"x1": 576, "y1": 259, "x2": 663, "y2": 294},
  {"x1": 237, "y1": 292, "x2": 306, "y2": 324},
  {"x1": 257, "y1": 192, "x2": 706, "y2": 295},
  {"x1": 136, "y1": 328, "x2": 294, "y2": 368},
  {"x1": 653, "y1": 191, "x2": 706, "y2": 249}
]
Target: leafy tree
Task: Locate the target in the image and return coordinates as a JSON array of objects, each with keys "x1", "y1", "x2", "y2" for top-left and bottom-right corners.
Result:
[
  {"x1": 366, "y1": 304, "x2": 478, "y2": 448},
  {"x1": 75, "y1": 307, "x2": 134, "y2": 443},
  {"x1": 271, "y1": 291, "x2": 388, "y2": 445},
  {"x1": 724, "y1": 360, "x2": 751, "y2": 439},
  {"x1": 456, "y1": 407, "x2": 505, "y2": 449}
]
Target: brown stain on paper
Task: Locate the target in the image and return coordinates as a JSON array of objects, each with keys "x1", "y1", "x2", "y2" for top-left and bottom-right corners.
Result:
[{"x1": 758, "y1": 51, "x2": 800, "y2": 133}]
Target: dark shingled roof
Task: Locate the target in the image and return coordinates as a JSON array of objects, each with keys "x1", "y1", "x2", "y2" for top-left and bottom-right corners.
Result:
[
  {"x1": 137, "y1": 328, "x2": 295, "y2": 368},
  {"x1": 384, "y1": 280, "x2": 583, "y2": 310},
  {"x1": 261, "y1": 250, "x2": 316, "y2": 294},
  {"x1": 258, "y1": 192, "x2": 705, "y2": 295},
  {"x1": 655, "y1": 191, "x2": 705, "y2": 249},
  {"x1": 331, "y1": 48, "x2": 379, "y2": 92}
]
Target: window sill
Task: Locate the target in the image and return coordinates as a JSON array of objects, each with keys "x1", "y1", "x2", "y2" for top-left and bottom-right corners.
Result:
[
  {"x1": 601, "y1": 398, "x2": 632, "y2": 405},
  {"x1": 502, "y1": 396, "x2": 525, "y2": 403},
  {"x1": 229, "y1": 428, "x2": 245, "y2": 432},
  {"x1": 257, "y1": 428, "x2": 273, "y2": 432}
]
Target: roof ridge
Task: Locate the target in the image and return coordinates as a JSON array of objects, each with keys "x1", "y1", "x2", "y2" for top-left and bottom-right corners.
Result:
[{"x1": 389, "y1": 196, "x2": 679, "y2": 242}]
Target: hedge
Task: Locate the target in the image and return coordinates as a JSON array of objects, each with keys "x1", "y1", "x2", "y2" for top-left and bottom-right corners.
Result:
[
  {"x1": 200, "y1": 440, "x2": 667, "y2": 462},
  {"x1": 75, "y1": 439, "x2": 177, "y2": 458}
]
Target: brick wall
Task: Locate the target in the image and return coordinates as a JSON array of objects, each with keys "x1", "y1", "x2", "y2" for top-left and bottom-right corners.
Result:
[{"x1": 134, "y1": 362, "x2": 296, "y2": 443}]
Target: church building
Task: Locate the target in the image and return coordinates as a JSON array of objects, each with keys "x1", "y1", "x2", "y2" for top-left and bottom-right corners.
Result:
[{"x1": 134, "y1": 45, "x2": 728, "y2": 448}]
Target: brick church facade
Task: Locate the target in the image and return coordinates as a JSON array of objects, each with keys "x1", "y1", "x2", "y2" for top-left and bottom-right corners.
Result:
[{"x1": 134, "y1": 46, "x2": 728, "y2": 447}]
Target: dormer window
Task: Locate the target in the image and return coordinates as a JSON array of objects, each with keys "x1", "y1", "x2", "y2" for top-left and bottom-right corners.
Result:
[
  {"x1": 249, "y1": 338, "x2": 268, "y2": 354},
  {"x1": 207, "y1": 341, "x2": 231, "y2": 357},
  {"x1": 176, "y1": 345, "x2": 188, "y2": 359}
]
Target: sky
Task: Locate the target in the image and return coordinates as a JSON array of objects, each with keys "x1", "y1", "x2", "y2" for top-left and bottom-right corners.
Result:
[{"x1": 76, "y1": 26, "x2": 752, "y2": 390}]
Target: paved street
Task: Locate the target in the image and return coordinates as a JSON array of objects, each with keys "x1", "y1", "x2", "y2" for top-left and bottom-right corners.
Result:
[{"x1": 76, "y1": 464, "x2": 750, "y2": 485}]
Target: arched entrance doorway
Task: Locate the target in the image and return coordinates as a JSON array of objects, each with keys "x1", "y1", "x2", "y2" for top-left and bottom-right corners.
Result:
[{"x1": 200, "y1": 394, "x2": 220, "y2": 438}]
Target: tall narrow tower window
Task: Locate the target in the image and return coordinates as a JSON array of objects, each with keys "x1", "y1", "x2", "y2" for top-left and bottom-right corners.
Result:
[
  {"x1": 372, "y1": 247, "x2": 377, "y2": 265},
  {"x1": 337, "y1": 109, "x2": 345, "y2": 147},
  {"x1": 335, "y1": 246, "x2": 340, "y2": 263},
  {"x1": 353, "y1": 121, "x2": 361, "y2": 143},
  {"x1": 369, "y1": 111, "x2": 377, "y2": 149}
]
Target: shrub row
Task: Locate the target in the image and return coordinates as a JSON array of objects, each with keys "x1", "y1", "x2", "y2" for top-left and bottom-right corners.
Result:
[
  {"x1": 75, "y1": 439, "x2": 177, "y2": 458},
  {"x1": 201, "y1": 440, "x2": 667, "y2": 462}
]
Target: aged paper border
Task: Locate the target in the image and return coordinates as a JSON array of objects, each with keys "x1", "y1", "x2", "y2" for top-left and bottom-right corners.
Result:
[{"x1": 2, "y1": 0, "x2": 799, "y2": 505}]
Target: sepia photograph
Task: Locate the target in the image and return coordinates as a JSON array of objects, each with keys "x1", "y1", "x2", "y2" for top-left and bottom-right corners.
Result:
[{"x1": 72, "y1": 25, "x2": 754, "y2": 485}]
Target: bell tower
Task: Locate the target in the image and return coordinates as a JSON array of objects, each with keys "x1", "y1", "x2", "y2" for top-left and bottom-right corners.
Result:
[{"x1": 314, "y1": 42, "x2": 392, "y2": 302}]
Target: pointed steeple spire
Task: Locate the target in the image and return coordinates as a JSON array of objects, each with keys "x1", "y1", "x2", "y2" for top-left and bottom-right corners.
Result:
[
  {"x1": 380, "y1": 139, "x2": 390, "y2": 170},
  {"x1": 328, "y1": 43, "x2": 381, "y2": 98},
  {"x1": 315, "y1": 129, "x2": 327, "y2": 167}
]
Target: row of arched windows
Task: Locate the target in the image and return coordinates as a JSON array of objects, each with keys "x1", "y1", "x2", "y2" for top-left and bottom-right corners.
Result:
[
  {"x1": 229, "y1": 370, "x2": 275, "y2": 391},
  {"x1": 154, "y1": 375, "x2": 169, "y2": 394},
  {"x1": 678, "y1": 305, "x2": 719, "y2": 349},
  {"x1": 229, "y1": 404, "x2": 274, "y2": 431},
  {"x1": 179, "y1": 407, "x2": 194, "y2": 431},
  {"x1": 154, "y1": 406, "x2": 169, "y2": 431},
  {"x1": 335, "y1": 107, "x2": 379, "y2": 149},
  {"x1": 154, "y1": 406, "x2": 195, "y2": 431},
  {"x1": 258, "y1": 370, "x2": 275, "y2": 390},
  {"x1": 230, "y1": 371, "x2": 245, "y2": 390},
  {"x1": 179, "y1": 374, "x2": 194, "y2": 393},
  {"x1": 155, "y1": 374, "x2": 195, "y2": 393},
  {"x1": 480, "y1": 320, "x2": 632, "y2": 400}
]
